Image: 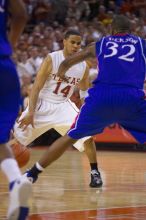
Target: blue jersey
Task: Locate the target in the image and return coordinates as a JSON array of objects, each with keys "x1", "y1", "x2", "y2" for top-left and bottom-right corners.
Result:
[
  {"x1": 94, "y1": 34, "x2": 146, "y2": 89},
  {"x1": 0, "y1": 0, "x2": 12, "y2": 56}
]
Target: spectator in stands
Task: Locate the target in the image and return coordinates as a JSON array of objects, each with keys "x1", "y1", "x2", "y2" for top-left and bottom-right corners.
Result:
[
  {"x1": 27, "y1": 46, "x2": 43, "y2": 73},
  {"x1": 31, "y1": 0, "x2": 51, "y2": 24},
  {"x1": 18, "y1": 51, "x2": 35, "y2": 79}
]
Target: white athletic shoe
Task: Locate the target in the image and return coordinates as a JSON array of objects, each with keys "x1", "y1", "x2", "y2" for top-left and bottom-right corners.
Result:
[{"x1": 7, "y1": 176, "x2": 32, "y2": 220}]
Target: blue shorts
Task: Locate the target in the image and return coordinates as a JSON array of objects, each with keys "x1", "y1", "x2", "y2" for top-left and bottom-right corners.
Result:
[
  {"x1": 0, "y1": 57, "x2": 20, "y2": 144},
  {"x1": 68, "y1": 83, "x2": 146, "y2": 144}
]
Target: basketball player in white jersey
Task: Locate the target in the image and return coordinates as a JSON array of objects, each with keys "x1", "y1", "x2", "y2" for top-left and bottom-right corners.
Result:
[{"x1": 14, "y1": 30, "x2": 103, "y2": 187}]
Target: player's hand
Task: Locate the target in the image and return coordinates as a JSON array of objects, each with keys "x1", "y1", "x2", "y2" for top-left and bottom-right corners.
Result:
[{"x1": 18, "y1": 113, "x2": 34, "y2": 131}]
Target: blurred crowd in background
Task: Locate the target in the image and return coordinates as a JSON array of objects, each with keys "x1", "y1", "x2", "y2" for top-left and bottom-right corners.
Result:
[{"x1": 13, "y1": 0, "x2": 146, "y2": 109}]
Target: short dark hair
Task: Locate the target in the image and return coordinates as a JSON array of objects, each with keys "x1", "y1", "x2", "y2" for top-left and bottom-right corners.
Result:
[
  {"x1": 112, "y1": 15, "x2": 131, "y2": 33},
  {"x1": 64, "y1": 29, "x2": 81, "y2": 39}
]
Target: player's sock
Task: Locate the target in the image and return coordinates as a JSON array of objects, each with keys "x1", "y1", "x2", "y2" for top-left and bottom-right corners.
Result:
[
  {"x1": 25, "y1": 162, "x2": 44, "y2": 183},
  {"x1": 36, "y1": 162, "x2": 44, "y2": 172},
  {"x1": 1, "y1": 158, "x2": 21, "y2": 182},
  {"x1": 89, "y1": 163, "x2": 103, "y2": 187},
  {"x1": 90, "y1": 162, "x2": 98, "y2": 172}
]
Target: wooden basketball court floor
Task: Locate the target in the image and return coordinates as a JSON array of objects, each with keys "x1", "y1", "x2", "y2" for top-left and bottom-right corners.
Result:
[{"x1": 1, "y1": 148, "x2": 146, "y2": 219}]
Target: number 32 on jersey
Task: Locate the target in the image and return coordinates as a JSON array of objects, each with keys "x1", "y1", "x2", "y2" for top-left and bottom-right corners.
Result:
[{"x1": 104, "y1": 42, "x2": 136, "y2": 62}]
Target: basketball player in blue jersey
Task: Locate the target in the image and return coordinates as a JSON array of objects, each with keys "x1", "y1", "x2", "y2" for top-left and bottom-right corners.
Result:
[
  {"x1": 27, "y1": 15, "x2": 146, "y2": 174},
  {"x1": 0, "y1": 0, "x2": 32, "y2": 219}
]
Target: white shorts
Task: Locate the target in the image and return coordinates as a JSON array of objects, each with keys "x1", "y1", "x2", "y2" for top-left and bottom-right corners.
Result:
[{"x1": 14, "y1": 98, "x2": 90, "y2": 152}]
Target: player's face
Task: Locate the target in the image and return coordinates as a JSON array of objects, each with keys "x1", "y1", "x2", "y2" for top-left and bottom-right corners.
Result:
[{"x1": 63, "y1": 35, "x2": 82, "y2": 55}]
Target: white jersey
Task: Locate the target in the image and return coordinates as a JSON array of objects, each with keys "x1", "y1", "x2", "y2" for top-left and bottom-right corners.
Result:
[{"x1": 39, "y1": 50, "x2": 87, "y2": 103}]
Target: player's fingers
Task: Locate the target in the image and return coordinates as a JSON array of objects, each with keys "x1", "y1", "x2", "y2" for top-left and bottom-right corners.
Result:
[
  {"x1": 16, "y1": 117, "x2": 20, "y2": 123},
  {"x1": 31, "y1": 121, "x2": 35, "y2": 128},
  {"x1": 18, "y1": 118, "x2": 22, "y2": 123},
  {"x1": 18, "y1": 120, "x2": 24, "y2": 128},
  {"x1": 22, "y1": 125, "x2": 28, "y2": 131},
  {"x1": 18, "y1": 120, "x2": 29, "y2": 128}
]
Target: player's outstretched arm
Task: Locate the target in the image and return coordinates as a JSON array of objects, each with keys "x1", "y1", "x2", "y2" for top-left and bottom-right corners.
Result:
[
  {"x1": 78, "y1": 65, "x2": 90, "y2": 91},
  {"x1": 28, "y1": 56, "x2": 52, "y2": 116},
  {"x1": 57, "y1": 44, "x2": 96, "y2": 81},
  {"x1": 8, "y1": 0, "x2": 27, "y2": 48}
]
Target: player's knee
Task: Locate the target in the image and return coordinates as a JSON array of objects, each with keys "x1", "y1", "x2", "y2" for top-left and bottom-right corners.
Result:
[
  {"x1": 84, "y1": 137, "x2": 93, "y2": 147},
  {"x1": 64, "y1": 134, "x2": 77, "y2": 144}
]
